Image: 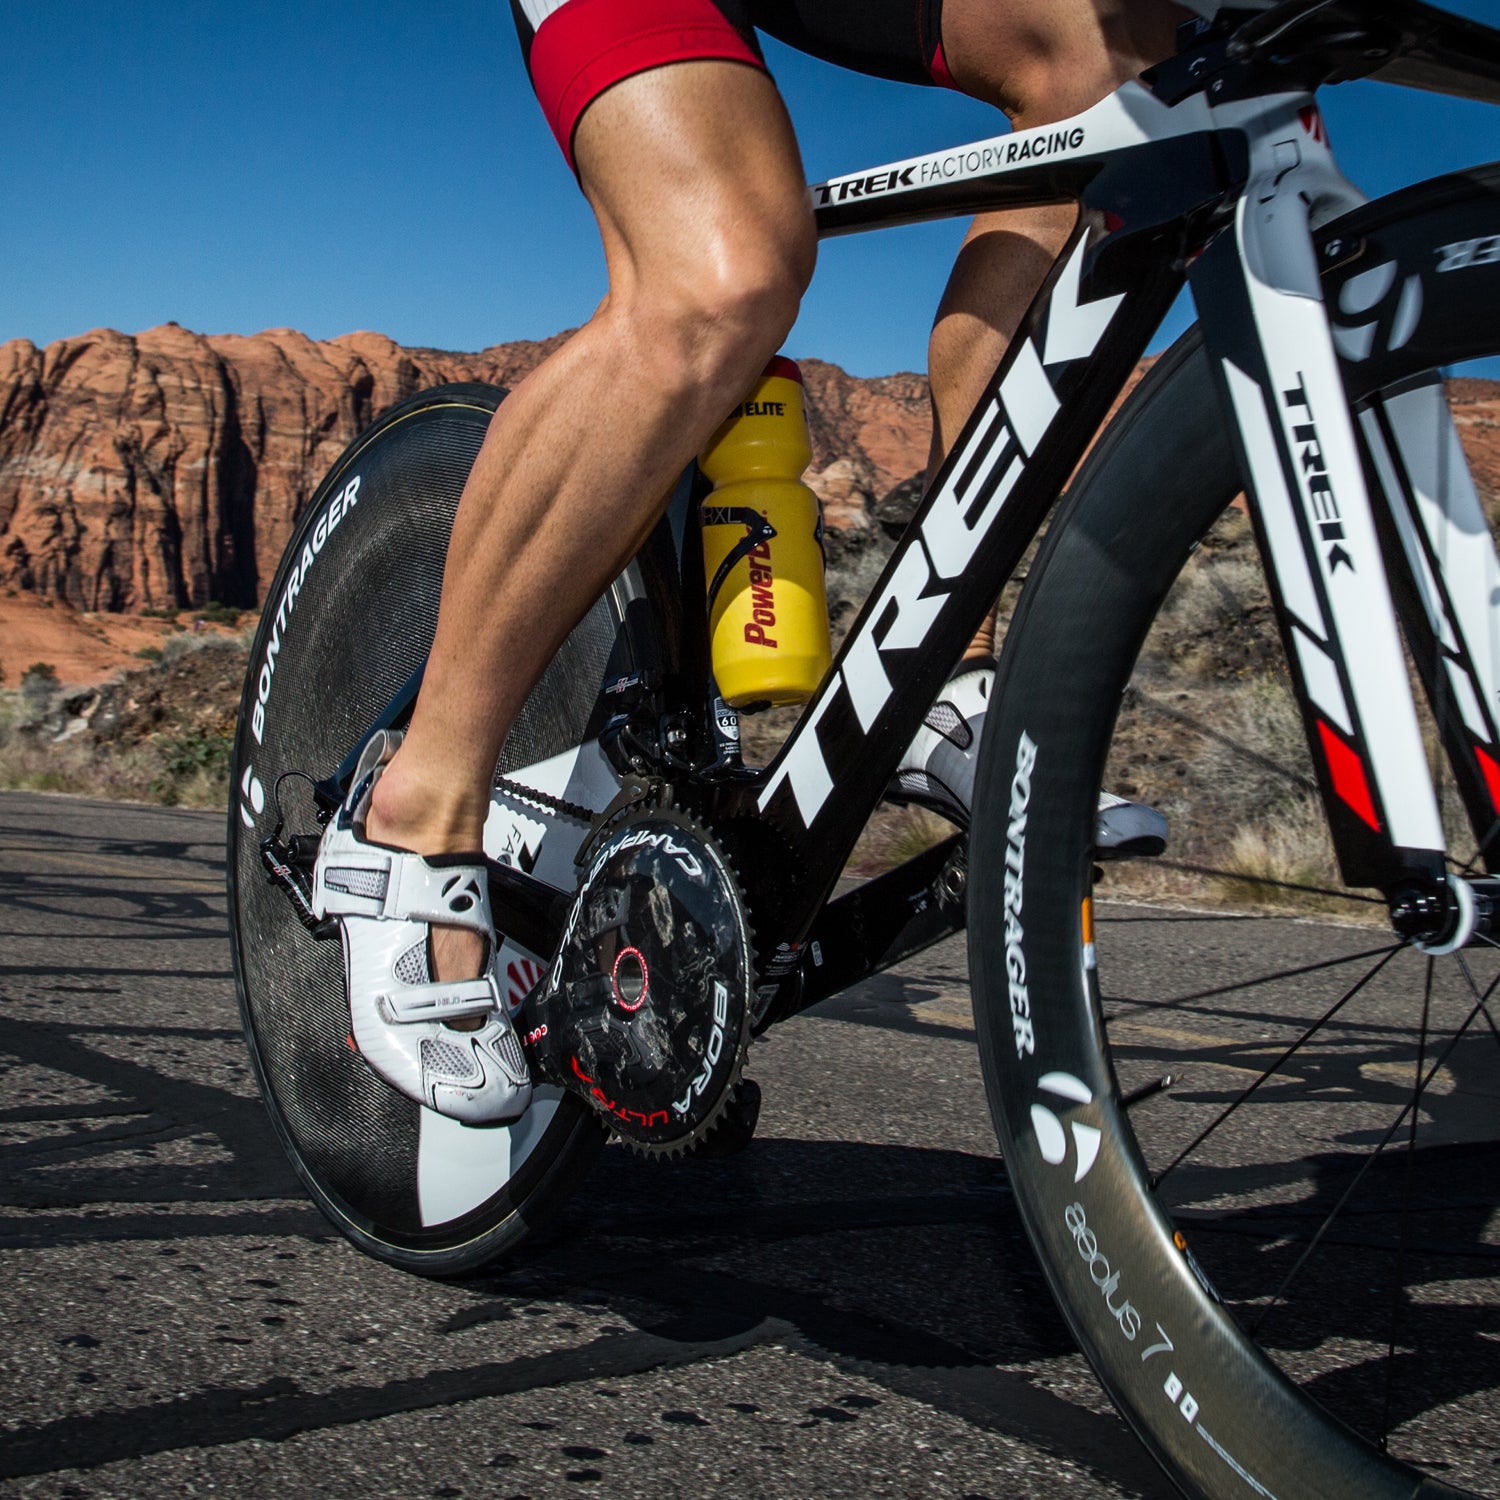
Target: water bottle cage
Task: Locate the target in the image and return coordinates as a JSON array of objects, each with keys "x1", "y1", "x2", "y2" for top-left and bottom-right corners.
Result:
[{"x1": 703, "y1": 506, "x2": 779, "y2": 616}]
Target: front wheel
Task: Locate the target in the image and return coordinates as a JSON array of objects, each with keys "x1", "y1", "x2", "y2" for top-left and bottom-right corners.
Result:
[
  {"x1": 227, "y1": 384, "x2": 641, "y2": 1275},
  {"x1": 974, "y1": 170, "x2": 1500, "y2": 1497}
]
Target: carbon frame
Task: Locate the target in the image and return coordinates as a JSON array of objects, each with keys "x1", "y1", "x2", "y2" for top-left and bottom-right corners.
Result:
[
  {"x1": 722, "y1": 82, "x2": 1229, "y2": 950},
  {"x1": 452, "y1": 1, "x2": 1500, "y2": 1019},
  {"x1": 706, "y1": 4, "x2": 1500, "y2": 1014},
  {"x1": 719, "y1": 87, "x2": 1362, "y2": 953}
]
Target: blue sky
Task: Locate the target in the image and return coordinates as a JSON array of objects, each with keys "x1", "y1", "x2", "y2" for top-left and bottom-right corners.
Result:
[{"x1": 1, "y1": 1, "x2": 1496, "y2": 376}]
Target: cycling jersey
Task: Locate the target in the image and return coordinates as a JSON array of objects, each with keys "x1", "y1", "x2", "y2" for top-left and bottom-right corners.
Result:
[{"x1": 511, "y1": 0, "x2": 950, "y2": 169}]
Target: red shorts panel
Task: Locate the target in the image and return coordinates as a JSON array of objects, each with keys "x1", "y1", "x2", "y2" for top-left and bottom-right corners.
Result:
[{"x1": 529, "y1": 0, "x2": 765, "y2": 170}]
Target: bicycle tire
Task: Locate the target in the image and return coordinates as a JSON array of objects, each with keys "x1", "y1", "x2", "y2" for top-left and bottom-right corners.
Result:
[
  {"x1": 227, "y1": 383, "x2": 637, "y2": 1276},
  {"x1": 974, "y1": 167, "x2": 1500, "y2": 1496}
]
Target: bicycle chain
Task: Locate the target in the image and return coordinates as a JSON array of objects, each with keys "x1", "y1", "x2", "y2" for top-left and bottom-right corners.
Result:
[{"x1": 492, "y1": 772, "x2": 598, "y2": 825}]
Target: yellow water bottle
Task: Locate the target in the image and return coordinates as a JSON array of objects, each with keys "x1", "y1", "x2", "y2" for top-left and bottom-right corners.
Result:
[{"x1": 699, "y1": 357, "x2": 832, "y2": 708}]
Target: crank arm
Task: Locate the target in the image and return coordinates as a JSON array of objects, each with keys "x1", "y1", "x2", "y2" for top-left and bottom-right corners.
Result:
[{"x1": 486, "y1": 860, "x2": 572, "y2": 966}]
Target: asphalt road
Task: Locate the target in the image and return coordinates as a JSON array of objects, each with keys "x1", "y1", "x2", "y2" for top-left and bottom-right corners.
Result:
[{"x1": 2, "y1": 789, "x2": 1499, "y2": 1499}]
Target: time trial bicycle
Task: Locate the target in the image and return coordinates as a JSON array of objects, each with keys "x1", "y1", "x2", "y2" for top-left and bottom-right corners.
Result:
[{"x1": 229, "y1": 3, "x2": 1500, "y2": 1493}]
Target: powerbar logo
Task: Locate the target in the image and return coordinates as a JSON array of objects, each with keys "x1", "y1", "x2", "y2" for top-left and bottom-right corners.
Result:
[
  {"x1": 1006, "y1": 732, "x2": 1038, "y2": 1058},
  {"x1": 757, "y1": 236, "x2": 1121, "y2": 830},
  {"x1": 814, "y1": 127, "x2": 1086, "y2": 206},
  {"x1": 744, "y1": 540, "x2": 777, "y2": 649},
  {"x1": 250, "y1": 475, "x2": 361, "y2": 744}
]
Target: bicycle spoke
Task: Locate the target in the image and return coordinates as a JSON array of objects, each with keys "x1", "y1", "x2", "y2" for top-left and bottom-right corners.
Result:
[
  {"x1": 1377, "y1": 957, "x2": 1433, "y2": 1450},
  {"x1": 1108, "y1": 941, "x2": 1401, "y2": 1019},
  {"x1": 1147, "y1": 859, "x2": 1384, "y2": 905},
  {"x1": 1455, "y1": 950, "x2": 1500, "y2": 1052},
  {"x1": 1249, "y1": 963, "x2": 1500, "y2": 1337},
  {"x1": 1151, "y1": 944, "x2": 1405, "y2": 1189}
]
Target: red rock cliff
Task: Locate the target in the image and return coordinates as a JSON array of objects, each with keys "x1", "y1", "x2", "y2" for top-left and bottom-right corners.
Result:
[{"x1": 0, "y1": 324, "x2": 931, "y2": 614}]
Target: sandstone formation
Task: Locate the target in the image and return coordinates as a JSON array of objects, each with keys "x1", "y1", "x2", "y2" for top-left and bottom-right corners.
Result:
[
  {"x1": 3, "y1": 321, "x2": 1495, "y2": 627},
  {"x1": 0, "y1": 325, "x2": 929, "y2": 616}
]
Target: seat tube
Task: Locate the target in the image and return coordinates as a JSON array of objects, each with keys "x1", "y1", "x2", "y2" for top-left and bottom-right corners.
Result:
[{"x1": 1188, "y1": 95, "x2": 1445, "y2": 889}]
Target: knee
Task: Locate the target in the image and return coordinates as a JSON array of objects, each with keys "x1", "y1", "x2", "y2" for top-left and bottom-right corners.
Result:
[{"x1": 627, "y1": 217, "x2": 816, "y2": 413}]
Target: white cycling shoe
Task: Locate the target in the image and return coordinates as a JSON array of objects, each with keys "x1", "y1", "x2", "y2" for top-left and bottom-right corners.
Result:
[
  {"x1": 893, "y1": 663, "x2": 1168, "y2": 857},
  {"x1": 311, "y1": 729, "x2": 532, "y2": 1126}
]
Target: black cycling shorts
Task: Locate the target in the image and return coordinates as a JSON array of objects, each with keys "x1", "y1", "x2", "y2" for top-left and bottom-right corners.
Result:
[{"x1": 511, "y1": 0, "x2": 950, "y2": 169}]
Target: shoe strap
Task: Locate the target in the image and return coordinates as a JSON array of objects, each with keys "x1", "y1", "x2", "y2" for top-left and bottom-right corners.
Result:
[
  {"x1": 319, "y1": 848, "x2": 493, "y2": 939},
  {"x1": 385, "y1": 972, "x2": 500, "y2": 1024}
]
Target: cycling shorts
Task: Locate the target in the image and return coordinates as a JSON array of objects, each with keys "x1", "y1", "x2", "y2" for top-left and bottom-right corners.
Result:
[{"x1": 511, "y1": 0, "x2": 952, "y2": 170}]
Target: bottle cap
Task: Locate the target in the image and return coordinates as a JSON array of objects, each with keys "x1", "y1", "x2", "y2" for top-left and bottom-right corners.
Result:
[{"x1": 762, "y1": 355, "x2": 803, "y2": 385}]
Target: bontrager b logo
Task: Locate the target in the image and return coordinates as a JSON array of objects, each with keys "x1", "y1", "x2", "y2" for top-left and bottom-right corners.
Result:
[
  {"x1": 1328, "y1": 259, "x2": 1422, "y2": 364},
  {"x1": 1031, "y1": 1071, "x2": 1101, "y2": 1183}
]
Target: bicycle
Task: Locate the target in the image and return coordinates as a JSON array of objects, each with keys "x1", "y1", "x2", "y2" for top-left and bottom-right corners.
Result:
[{"x1": 228, "y1": 2, "x2": 1500, "y2": 1494}]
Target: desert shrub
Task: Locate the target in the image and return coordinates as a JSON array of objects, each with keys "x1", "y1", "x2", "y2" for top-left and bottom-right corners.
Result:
[
  {"x1": 149, "y1": 725, "x2": 234, "y2": 805},
  {"x1": 846, "y1": 803, "x2": 953, "y2": 876},
  {"x1": 1215, "y1": 795, "x2": 1343, "y2": 912},
  {"x1": 159, "y1": 630, "x2": 249, "y2": 666},
  {"x1": 1199, "y1": 670, "x2": 1315, "y2": 828},
  {"x1": 19, "y1": 663, "x2": 59, "y2": 721}
]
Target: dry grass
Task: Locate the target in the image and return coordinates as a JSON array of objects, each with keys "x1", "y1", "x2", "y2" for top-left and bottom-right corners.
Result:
[
  {"x1": 845, "y1": 802, "x2": 954, "y2": 877},
  {"x1": 0, "y1": 631, "x2": 246, "y2": 808}
]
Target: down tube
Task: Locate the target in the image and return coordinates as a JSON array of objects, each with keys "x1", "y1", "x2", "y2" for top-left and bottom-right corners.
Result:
[{"x1": 735, "y1": 224, "x2": 1186, "y2": 940}]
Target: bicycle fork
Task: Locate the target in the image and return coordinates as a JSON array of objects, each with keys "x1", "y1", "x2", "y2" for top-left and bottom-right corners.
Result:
[{"x1": 1191, "y1": 92, "x2": 1500, "y2": 948}]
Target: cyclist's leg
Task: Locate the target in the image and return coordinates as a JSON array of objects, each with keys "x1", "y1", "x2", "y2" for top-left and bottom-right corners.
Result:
[
  {"x1": 933, "y1": 0, "x2": 1185, "y2": 524},
  {"x1": 895, "y1": 0, "x2": 1182, "y2": 823},
  {"x1": 930, "y1": 0, "x2": 1185, "y2": 493},
  {"x1": 366, "y1": 60, "x2": 815, "y2": 981}
]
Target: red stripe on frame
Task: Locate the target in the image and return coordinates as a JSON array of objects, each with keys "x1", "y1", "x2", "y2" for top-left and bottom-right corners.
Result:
[
  {"x1": 1475, "y1": 745, "x2": 1500, "y2": 811},
  {"x1": 1317, "y1": 719, "x2": 1381, "y2": 832},
  {"x1": 530, "y1": 0, "x2": 763, "y2": 169}
]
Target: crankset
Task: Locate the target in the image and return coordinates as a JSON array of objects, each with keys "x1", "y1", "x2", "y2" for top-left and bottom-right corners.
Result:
[{"x1": 519, "y1": 806, "x2": 755, "y2": 1155}]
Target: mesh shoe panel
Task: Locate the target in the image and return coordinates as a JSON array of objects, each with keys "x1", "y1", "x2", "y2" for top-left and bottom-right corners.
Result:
[
  {"x1": 394, "y1": 941, "x2": 429, "y2": 987},
  {"x1": 421, "y1": 1036, "x2": 475, "y2": 1080}
]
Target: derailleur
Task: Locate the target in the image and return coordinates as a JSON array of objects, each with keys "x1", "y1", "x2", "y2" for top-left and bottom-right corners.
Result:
[{"x1": 598, "y1": 669, "x2": 696, "y2": 779}]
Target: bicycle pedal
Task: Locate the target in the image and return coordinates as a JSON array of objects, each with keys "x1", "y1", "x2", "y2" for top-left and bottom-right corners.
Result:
[{"x1": 261, "y1": 829, "x2": 337, "y2": 938}]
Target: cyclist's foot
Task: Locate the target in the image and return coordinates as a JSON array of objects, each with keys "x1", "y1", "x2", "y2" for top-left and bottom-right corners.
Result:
[
  {"x1": 1094, "y1": 790, "x2": 1168, "y2": 861},
  {"x1": 312, "y1": 730, "x2": 532, "y2": 1124},
  {"x1": 891, "y1": 661, "x2": 994, "y2": 826},
  {"x1": 892, "y1": 662, "x2": 1168, "y2": 856}
]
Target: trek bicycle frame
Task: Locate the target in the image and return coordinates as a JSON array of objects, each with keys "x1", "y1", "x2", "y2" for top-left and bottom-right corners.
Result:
[
  {"x1": 386, "y1": 0, "x2": 1500, "y2": 1028},
  {"x1": 693, "y1": 0, "x2": 1500, "y2": 1009}
]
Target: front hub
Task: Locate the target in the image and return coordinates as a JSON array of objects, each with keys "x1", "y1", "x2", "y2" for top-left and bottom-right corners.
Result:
[{"x1": 1387, "y1": 875, "x2": 1500, "y2": 954}]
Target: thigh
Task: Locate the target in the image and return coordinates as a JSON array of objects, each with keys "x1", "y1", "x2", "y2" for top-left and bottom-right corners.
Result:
[
  {"x1": 572, "y1": 58, "x2": 813, "y2": 301},
  {"x1": 511, "y1": 0, "x2": 767, "y2": 169},
  {"x1": 939, "y1": 0, "x2": 1185, "y2": 123}
]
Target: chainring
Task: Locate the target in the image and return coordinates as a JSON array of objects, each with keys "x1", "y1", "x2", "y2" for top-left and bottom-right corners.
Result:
[{"x1": 520, "y1": 807, "x2": 754, "y2": 1154}]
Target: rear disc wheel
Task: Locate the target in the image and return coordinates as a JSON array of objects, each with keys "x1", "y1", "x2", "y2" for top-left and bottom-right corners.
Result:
[{"x1": 228, "y1": 383, "x2": 639, "y2": 1274}]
